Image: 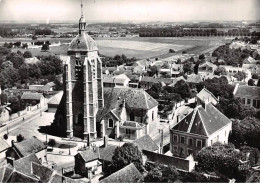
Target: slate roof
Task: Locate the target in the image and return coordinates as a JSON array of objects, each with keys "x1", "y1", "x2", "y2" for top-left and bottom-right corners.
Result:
[
  {"x1": 234, "y1": 85, "x2": 260, "y2": 99},
  {"x1": 133, "y1": 135, "x2": 159, "y2": 152},
  {"x1": 97, "y1": 87, "x2": 158, "y2": 122},
  {"x1": 172, "y1": 103, "x2": 231, "y2": 136},
  {"x1": 186, "y1": 74, "x2": 203, "y2": 83},
  {"x1": 8, "y1": 171, "x2": 39, "y2": 183},
  {"x1": 13, "y1": 153, "x2": 41, "y2": 176},
  {"x1": 121, "y1": 121, "x2": 144, "y2": 129},
  {"x1": 100, "y1": 163, "x2": 143, "y2": 183},
  {"x1": 77, "y1": 145, "x2": 117, "y2": 163},
  {"x1": 68, "y1": 32, "x2": 98, "y2": 52},
  {"x1": 48, "y1": 91, "x2": 63, "y2": 105},
  {"x1": 1, "y1": 164, "x2": 14, "y2": 183},
  {"x1": 21, "y1": 92, "x2": 43, "y2": 100},
  {"x1": 0, "y1": 139, "x2": 9, "y2": 152},
  {"x1": 13, "y1": 137, "x2": 45, "y2": 157},
  {"x1": 197, "y1": 88, "x2": 218, "y2": 105}
]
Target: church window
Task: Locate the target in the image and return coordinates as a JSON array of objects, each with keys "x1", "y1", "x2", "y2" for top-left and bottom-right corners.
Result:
[
  {"x1": 108, "y1": 119, "x2": 114, "y2": 128},
  {"x1": 130, "y1": 112, "x2": 135, "y2": 121},
  {"x1": 75, "y1": 59, "x2": 82, "y2": 80}
]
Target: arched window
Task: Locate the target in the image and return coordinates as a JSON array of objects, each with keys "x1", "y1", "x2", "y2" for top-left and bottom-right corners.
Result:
[
  {"x1": 108, "y1": 119, "x2": 114, "y2": 128},
  {"x1": 130, "y1": 112, "x2": 135, "y2": 121}
]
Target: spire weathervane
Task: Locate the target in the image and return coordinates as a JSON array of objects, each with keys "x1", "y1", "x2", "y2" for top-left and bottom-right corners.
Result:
[{"x1": 81, "y1": 0, "x2": 83, "y2": 17}]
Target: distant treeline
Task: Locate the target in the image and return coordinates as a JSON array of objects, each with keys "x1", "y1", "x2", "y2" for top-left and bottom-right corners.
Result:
[{"x1": 139, "y1": 27, "x2": 260, "y2": 37}]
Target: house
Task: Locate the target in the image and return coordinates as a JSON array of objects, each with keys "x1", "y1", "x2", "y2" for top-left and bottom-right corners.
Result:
[
  {"x1": 47, "y1": 91, "x2": 63, "y2": 113},
  {"x1": 74, "y1": 138, "x2": 117, "y2": 179},
  {"x1": 96, "y1": 87, "x2": 159, "y2": 140},
  {"x1": 102, "y1": 67, "x2": 118, "y2": 75},
  {"x1": 170, "y1": 103, "x2": 232, "y2": 159},
  {"x1": 133, "y1": 134, "x2": 159, "y2": 152},
  {"x1": 233, "y1": 84, "x2": 260, "y2": 108},
  {"x1": 186, "y1": 74, "x2": 203, "y2": 84},
  {"x1": 6, "y1": 137, "x2": 46, "y2": 160},
  {"x1": 103, "y1": 74, "x2": 130, "y2": 87},
  {"x1": 198, "y1": 61, "x2": 217, "y2": 75},
  {"x1": 196, "y1": 88, "x2": 218, "y2": 106},
  {"x1": 29, "y1": 82, "x2": 55, "y2": 92},
  {"x1": 21, "y1": 92, "x2": 45, "y2": 108},
  {"x1": 127, "y1": 75, "x2": 141, "y2": 88},
  {"x1": 24, "y1": 57, "x2": 40, "y2": 65},
  {"x1": 100, "y1": 163, "x2": 143, "y2": 183},
  {"x1": 243, "y1": 56, "x2": 258, "y2": 64},
  {"x1": 219, "y1": 65, "x2": 252, "y2": 82},
  {"x1": 168, "y1": 76, "x2": 186, "y2": 87}
]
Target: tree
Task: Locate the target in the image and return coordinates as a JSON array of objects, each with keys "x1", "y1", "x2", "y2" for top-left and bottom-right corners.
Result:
[
  {"x1": 16, "y1": 134, "x2": 24, "y2": 142},
  {"x1": 111, "y1": 143, "x2": 143, "y2": 173},
  {"x1": 41, "y1": 44, "x2": 49, "y2": 51},
  {"x1": 199, "y1": 54, "x2": 205, "y2": 60},
  {"x1": 32, "y1": 35, "x2": 37, "y2": 40},
  {"x1": 252, "y1": 73, "x2": 258, "y2": 79},
  {"x1": 248, "y1": 79, "x2": 255, "y2": 86},
  {"x1": 169, "y1": 49, "x2": 175, "y2": 53},
  {"x1": 48, "y1": 139, "x2": 56, "y2": 149},
  {"x1": 22, "y1": 43, "x2": 28, "y2": 49},
  {"x1": 234, "y1": 71, "x2": 247, "y2": 81},
  {"x1": 197, "y1": 143, "x2": 241, "y2": 180},
  {"x1": 1, "y1": 93, "x2": 8, "y2": 105},
  {"x1": 173, "y1": 80, "x2": 191, "y2": 99},
  {"x1": 23, "y1": 51, "x2": 32, "y2": 58},
  {"x1": 229, "y1": 117, "x2": 260, "y2": 149},
  {"x1": 183, "y1": 61, "x2": 193, "y2": 74},
  {"x1": 0, "y1": 61, "x2": 19, "y2": 89},
  {"x1": 8, "y1": 95, "x2": 21, "y2": 113},
  {"x1": 5, "y1": 52, "x2": 24, "y2": 69},
  {"x1": 214, "y1": 67, "x2": 227, "y2": 75},
  {"x1": 3, "y1": 134, "x2": 8, "y2": 140}
]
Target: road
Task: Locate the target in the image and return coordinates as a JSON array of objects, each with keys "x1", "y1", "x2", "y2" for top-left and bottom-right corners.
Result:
[{"x1": 0, "y1": 106, "x2": 47, "y2": 136}]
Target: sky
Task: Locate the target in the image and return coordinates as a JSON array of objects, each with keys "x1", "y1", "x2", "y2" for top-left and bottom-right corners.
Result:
[{"x1": 0, "y1": 0, "x2": 259, "y2": 23}]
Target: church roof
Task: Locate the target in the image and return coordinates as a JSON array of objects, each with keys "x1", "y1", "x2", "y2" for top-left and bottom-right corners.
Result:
[{"x1": 68, "y1": 32, "x2": 98, "y2": 52}]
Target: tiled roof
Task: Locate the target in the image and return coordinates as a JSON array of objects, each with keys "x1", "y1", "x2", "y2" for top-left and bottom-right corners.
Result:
[
  {"x1": 133, "y1": 135, "x2": 158, "y2": 152},
  {"x1": 97, "y1": 87, "x2": 158, "y2": 122},
  {"x1": 13, "y1": 153, "x2": 41, "y2": 176},
  {"x1": 13, "y1": 137, "x2": 45, "y2": 157},
  {"x1": 100, "y1": 163, "x2": 143, "y2": 183},
  {"x1": 126, "y1": 74, "x2": 140, "y2": 81},
  {"x1": 172, "y1": 103, "x2": 231, "y2": 136},
  {"x1": 77, "y1": 149, "x2": 99, "y2": 163},
  {"x1": 31, "y1": 162, "x2": 54, "y2": 183},
  {"x1": 48, "y1": 91, "x2": 63, "y2": 105},
  {"x1": 187, "y1": 74, "x2": 203, "y2": 83},
  {"x1": 1, "y1": 164, "x2": 14, "y2": 183},
  {"x1": 197, "y1": 88, "x2": 218, "y2": 105},
  {"x1": 234, "y1": 85, "x2": 260, "y2": 99},
  {"x1": 168, "y1": 76, "x2": 186, "y2": 87},
  {"x1": 0, "y1": 139, "x2": 9, "y2": 152},
  {"x1": 199, "y1": 61, "x2": 217, "y2": 69},
  {"x1": 21, "y1": 92, "x2": 43, "y2": 100},
  {"x1": 99, "y1": 145, "x2": 117, "y2": 162}
]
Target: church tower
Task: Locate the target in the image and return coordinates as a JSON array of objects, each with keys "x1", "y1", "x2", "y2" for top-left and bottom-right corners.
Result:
[{"x1": 63, "y1": 0, "x2": 104, "y2": 141}]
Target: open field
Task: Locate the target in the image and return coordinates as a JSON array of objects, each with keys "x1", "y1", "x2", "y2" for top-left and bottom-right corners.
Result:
[{"x1": 1, "y1": 36, "x2": 231, "y2": 59}]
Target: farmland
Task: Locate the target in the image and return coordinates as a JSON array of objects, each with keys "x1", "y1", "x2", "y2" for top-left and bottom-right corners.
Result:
[{"x1": 0, "y1": 36, "x2": 232, "y2": 59}]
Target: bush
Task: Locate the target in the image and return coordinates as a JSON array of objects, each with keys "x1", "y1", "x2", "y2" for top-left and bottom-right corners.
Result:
[
  {"x1": 118, "y1": 135, "x2": 124, "y2": 142},
  {"x1": 169, "y1": 49, "x2": 175, "y2": 53},
  {"x1": 48, "y1": 138, "x2": 56, "y2": 149},
  {"x1": 252, "y1": 74, "x2": 258, "y2": 79},
  {"x1": 16, "y1": 134, "x2": 24, "y2": 142},
  {"x1": 3, "y1": 134, "x2": 8, "y2": 140}
]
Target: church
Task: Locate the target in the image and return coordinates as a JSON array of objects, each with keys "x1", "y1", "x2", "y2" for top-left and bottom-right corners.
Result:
[{"x1": 52, "y1": 2, "x2": 159, "y2": 143}]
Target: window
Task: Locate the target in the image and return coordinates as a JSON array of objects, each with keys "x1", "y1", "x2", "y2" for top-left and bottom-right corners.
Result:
[
  {"x1": 130, "y1": 112, "x2": 135, "y2": 121},
  {"x1": 253, "y1": 100, "x2": 257, "y2": 108},
  {"x1": 211, "y1": 140, "x2": 213, "y2": 146},
  {"x1": 75, "y1": 59, "x2": 82, "y2": 80},
  {"x1": 188, "y1": 138, "x2": 193, "y2": 146},
  {"x1": 108, "y1": 119, "x2": 114, "y2": 128},
  {"x1": 180, "y1": 136, "x2": 185, "y2": 144},
  {"x1": 180, "y1": 147, "x2": 184, "y2": 155},
  {"x1": 126, "y1": 129, "x2": 134, "y2": 135},
  {"x1": 247, "y1": 99, "x2": 251, "y2": 105},
  {"x1": 187, "y1": 149, "x2": 193, "y2": 155},
  {"x1": 173, "y1": 145, "x2": 178, "y2": 153},
  {"x1": 196, "y1": 139, "x2": 202, "y2": 148},
  {"x1": 242, "y1": 98, "x2": 246, "y2": 104},
  {"x1": 173, "y1": 135, "x2": 178, "y2": 142},
  {"x1": 152, "y1": 111, "x2": 154, "y2": 121}
]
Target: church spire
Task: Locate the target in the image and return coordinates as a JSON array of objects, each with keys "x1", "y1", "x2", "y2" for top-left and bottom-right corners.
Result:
[{"x1": 79, "y1": 0, "x2": 86, "y2": 34}]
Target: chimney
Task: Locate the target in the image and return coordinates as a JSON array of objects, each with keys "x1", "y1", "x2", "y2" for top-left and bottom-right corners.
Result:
[
  {"x1": 7, "y1": 157, "x2": 15, "y2": 166},
  {"x1": 103, "y1": 135, "x2": 108, "y2": 147},
  {"x1": 11, "y1": 140, "x2": 15, "y2": 147}
]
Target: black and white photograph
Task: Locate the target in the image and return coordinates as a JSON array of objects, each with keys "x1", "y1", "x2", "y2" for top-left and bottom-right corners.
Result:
[{"x1": 0, "y1": 0, "x2": 260, "y2": 183}]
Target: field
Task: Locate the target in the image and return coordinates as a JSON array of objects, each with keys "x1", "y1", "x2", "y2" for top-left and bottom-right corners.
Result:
[{"x1": 1, "y1": 36, "x2": 231, "y2": 59}]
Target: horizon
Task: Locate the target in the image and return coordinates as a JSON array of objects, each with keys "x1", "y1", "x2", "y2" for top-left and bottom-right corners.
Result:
[{"x1": 0, "y1": 0, "x2": 260, "y2": 23}]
